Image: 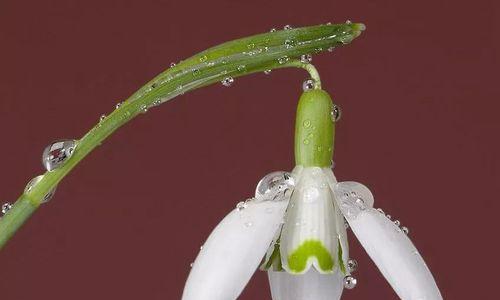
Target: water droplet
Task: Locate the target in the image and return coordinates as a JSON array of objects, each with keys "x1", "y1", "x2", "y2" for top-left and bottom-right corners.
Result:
[
  {"x1": 303, "y1": 139, "x2": 310, "y2": 145},
  {"x1": 401, "y1": 226, "x2": 409, "y2": 235},
  {"x1": 115, "y1": 102, "x2": 122, "y2": 109},
  {"x1": 42, "y1": 140, "x2": 77, "y2": 171},
  {"x1": 347, "y1": 259, "x2": 358, "y2": 273},
  {"x1": 247, "y1": 43, "x2": 255, "y2": 49},
  {"x1": 344, "y1": 219, "x2": 350, "y2": 229},
  {"x1": 302, "y1": 79, "x2": 315, "y2": 91},
  {"x1": 2, "y1": 203, "x2": 12, "y2": 214},
  {"x1": 24, "y1": 175, "x2": 57, "y2": 203},
  {"x1": 200, "y1": 245, "x2": 204, "y2": 250},
  {"x1": 199, "y1": 55, "x2": 208, "y2": 62},
  {"x1": 264, "y1": 70, "x2": 272, "y2": 75},
  {"x1": 328, "y1": 46, "x2": 335, "y2": 52},
  {"x1": 190, "y1": 262, "x2": 194, "y2": 268},
  {"x1": 192, "y1": 68, "x2": 201, "y2": 76},
  {"x1": 277, "y1": 56, "x2": 289, "y2": 64},
  {"x1": 394, "y1": 220, "x2": 401, "y2": 226},
  {"x1": 140, "y1": 104, "x2": 148, "y2": 113},
  {"x1": 343, "y1": 275, "x2": 357, "y2": 289},
  {"x1": 303, "y1": 119, "x2": 311, "y2": 128},
  {"x1": 99, "y1": 114, "x2": 106, "y2": 123},
  {"x1": 386, "y1": 214, "x2": 392, "y2": 220},
  {"x1": 151, "y1": 83, "x2": 158, "y2": 89},
  {"x1": 170, "y1": 62, "x2": 176, "y2": 67},
  {"x1": 376, "y1": 208, "x2": 385, "y2": 214},
  {"x1": 300, "y1": 54, "x2": 313, "y2": 63},
  {"x1": 221, "y1": 76, "x2": 234, "y2": 87},
  {"x1": 283, "y1": 25, "x2": 293, "y2": 30},
  {"x1": 346, "y1": 20, "x2": 352, "y2": 24},
  {"x1": 284, "y1": 39, "x2": 296, "y2": 49},
  {"x1": 331, "y1": 104, "x2": 342, "y2": 122},
  {"x1": 244, "y1": 221, "x2": 253, "y2": 227},
  {"x1": 236, "y1": 201, "x2": 247, "y2": 211},
  {"x1": 237, "y1": 65, "x2": 246, "y2": 72},
  {"x1": 269, "y1": 28, "x2": 277, "y2": 32},
  {"x1": 255, "y1": 171, "x2": 295, "y2": 201}
]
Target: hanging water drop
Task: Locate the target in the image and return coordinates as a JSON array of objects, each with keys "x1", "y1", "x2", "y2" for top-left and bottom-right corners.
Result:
[
  {"x1": 221, "y1": 77, "x2": 234, "y2": 87},
  {"x1": 24, "y1": 175, "x2": 57, "y2": 203},
  {"x1": 170, "y1": 62, "x2": 176, "y2": 67},
  {"x1": 115, "y1": 102, "x2": 122, "y2": 109},
  {"x1": 394, "y1": 220, "x2": 401, "y2": 226},
  {"x1": 2, "y1": 203, "x2": 12, "y2": 214},
  {"x1": 264, "y1": 70, "x2": 272, "y2": 75},
  {"x1": 331, "y1": 104, "x2": 342, "y2": 122},
  {"x1": 302, "y1": 79, "x2": 315, "y2": 91},
  {"x1": 42, "y1": 140, "x2": 77, "y2": 171},
  {"x1": 300, "y1": 54, "x2": 313, "y2": 63},
  {"x1": 140, "y1": 104, "x2": 148, "y2": 113},
  {"x1": 192, "y1": 68, "x2": 201, "y2": 76},
  {"x1": 270, "y1": 28, "x2": 277, "y2": 32},
  {"x1": 255, "y1": 171, "x2": 295, "y2": 201},
  {"x1": 347, "y1": 259, "x2": 358, "y2": 273},
  {"x1": 401, "y1": 226, "x2": 409, "y2": 235},
  {"x1": 343, "y1": 275, "x2": 357, "y2": 289},
  {"x1": 283, "y1": 25, "x2": 293, "y2": 30},
  {"x1": 99, "y1": 114, "x2": 106, "y2": 123}
]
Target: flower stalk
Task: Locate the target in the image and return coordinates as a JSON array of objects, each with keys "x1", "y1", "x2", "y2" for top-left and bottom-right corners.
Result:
[{"x1": 0, "y1": 23, "x2": 365, "y2": 250}]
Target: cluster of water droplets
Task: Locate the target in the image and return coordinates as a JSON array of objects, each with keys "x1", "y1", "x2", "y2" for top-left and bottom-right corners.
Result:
[
  {"x1": 342, "y1": 258, "x2": 359, "y2": 289},
  {"x1": 376, "y1": 208, "x2": 410, "y2": 235},
  {"x1": 333, "y1": 182, "x2": 374, "y2": 220}
]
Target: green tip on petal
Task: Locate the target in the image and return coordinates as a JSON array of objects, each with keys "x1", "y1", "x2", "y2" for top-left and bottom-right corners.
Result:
[{"x1": 287, "y1": 240, "x2": 334, "y2": 273}]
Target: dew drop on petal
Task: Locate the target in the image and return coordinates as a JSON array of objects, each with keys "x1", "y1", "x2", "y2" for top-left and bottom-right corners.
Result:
[
  {"x1": 386, "y1": 214, "x2": 392, "y2": 220},
  {"x1": 42, "y1": 140, "x2": 77, "y2": 171},
  {"x1": 1, "y1": 202, "x2": 12, "y2": 214},
  {"x1": 255, "y1": 171, "x2": 295, "y2": 201},
  {"x1": 376, "y1": 208, "x2": 385, "y2": 214},
  {"x1": 343, "y1": 275, "x2": 357, "y2": 289},
  {"x1": 302, "y1": 79, "x2": 315, "y2": 91},
  {"x1": 115, "y1": 102, "x2": 122, "y2": 109},
  {"x1": 236, "y1": 201, "x2": 247, "y2": 211},
  {"x1": 347, "y1": 259, "x2": 358, "y2": 273},
  {"x1": 331, "y1": 104, "x2": 342, "y2": 122},
  {"x1": 24, "y1": 175, "x2": 57, "y2": 203},
  {"x1": 221, "y1": 76, "x2": 234, "y2": 87},
  {"x1": 394, "y1": 220, "x2": 401, "y2": 226},
  {"x1": 401, "y1": 226, "x2": 409, "y2": 235}
]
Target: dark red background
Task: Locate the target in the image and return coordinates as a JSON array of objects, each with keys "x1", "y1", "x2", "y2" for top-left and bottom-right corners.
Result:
[{"x1": 0, "y1": 0, "x2": 497, "y2": 299}]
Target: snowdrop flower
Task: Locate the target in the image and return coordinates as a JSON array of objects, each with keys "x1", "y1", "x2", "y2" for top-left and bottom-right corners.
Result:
[{"x1": 182, "y1": 89, "x2": 442, "y2": 300}]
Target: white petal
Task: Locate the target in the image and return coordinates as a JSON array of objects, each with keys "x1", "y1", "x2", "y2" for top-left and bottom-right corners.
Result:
[
  {"x1": 280, "y1": 167, "x2": 343, "y2": 274},
  {"x1": 182, "y1": 199, "x2": 288, "y2": 300},
  {"x1": 343, "y1": 207, "x2": 442, "y2": 300},
  {"x1": 268, "y1": 270, "x2": 344, "y2": 300}
]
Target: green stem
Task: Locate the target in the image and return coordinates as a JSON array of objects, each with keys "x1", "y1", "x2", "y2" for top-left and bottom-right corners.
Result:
[{"x1": 0, "y1": 23, "x2": 365, "y2": 250}]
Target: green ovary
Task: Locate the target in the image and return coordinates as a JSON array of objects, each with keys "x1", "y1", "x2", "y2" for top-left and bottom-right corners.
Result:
[{"x1": 287, "y1": 240, "x2": 334, "y2": 273}]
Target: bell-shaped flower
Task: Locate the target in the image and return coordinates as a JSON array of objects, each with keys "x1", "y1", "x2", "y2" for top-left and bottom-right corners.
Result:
[{"x1": 182, "y1": 89, "x2": 442, "y2": 300}]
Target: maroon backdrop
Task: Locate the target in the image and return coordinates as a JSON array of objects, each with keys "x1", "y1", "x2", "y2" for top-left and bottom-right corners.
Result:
[{"x1": 0, "y1": 0, "x2": 497, "y2": 299}]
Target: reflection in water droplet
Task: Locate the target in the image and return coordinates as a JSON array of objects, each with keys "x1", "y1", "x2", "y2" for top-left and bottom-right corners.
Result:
[
  {"x1": 283, "y1": 25, "x2": 293, "y2": 30},
  {"x1": 300, "y1": 54, "x2": 313, "y2": 63},
  {"x1": 302, "y1": 79, "x2": 315, "y2": 91},
  {"x1": 24, "y1": 175, "x2": 57, "y2": 203},
  {"x1": 1, "y1": 203, "x2": 12, "y2": 214},
  {"x1": 255, "y1": 171, "x2": 295, "y2": 201},
  {"x1": 221, "y1": 77, "x2": 234, "y2": 87},
  {"x1": 343, "y1": 275, "x2": 357, "y2": 289},
  {"x1": 331, "y1": 104, "x2": 342, "y2": 122},
  {"x1": 42, "y1": 140, "x2": 77, "y2": 171},
  {"x1": 347, "y1": 259, "x2": 358, "y2": 273}
]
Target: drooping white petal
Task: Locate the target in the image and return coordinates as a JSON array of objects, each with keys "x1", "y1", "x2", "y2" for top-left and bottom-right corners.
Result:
[
  {"x1": 268, "y1": 269, "x2": 344, "y2": 300},
  {"x1": 339, "y1": 201, "x2": 442, "y2": 299},
  {"x1": 280, "y1": 167, "x2": 345, "y2": 274},
  {"x1": 182, "y1": 199, "x2": 288, "y2": 300}
]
